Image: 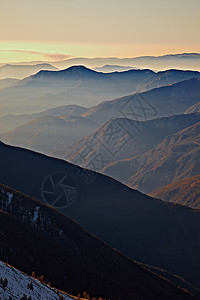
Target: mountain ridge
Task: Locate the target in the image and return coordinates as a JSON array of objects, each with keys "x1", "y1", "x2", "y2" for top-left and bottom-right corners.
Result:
[
  {"x1": 0, "y1": 141, "x2": 200, "y2": 291},
  {"x1": 81, "y1": 77, "x2": 200, "y2": 125},
  {"x1": 0, "y1": 182, "x2": 194, "y2": 300}
]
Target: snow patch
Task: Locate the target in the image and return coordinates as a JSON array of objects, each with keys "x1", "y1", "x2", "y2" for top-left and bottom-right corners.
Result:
[
  {"x1": 0, "y1": 260, "x2": 75, "y2": 300},
  {"x1": 33, "y1": 206, "x2": 40, "y2": 223},
  {"x1": 6, "y1": 192, "x2": 13, "y2": 205}
]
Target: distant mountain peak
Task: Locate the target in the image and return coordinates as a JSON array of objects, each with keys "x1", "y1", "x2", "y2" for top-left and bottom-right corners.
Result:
[
  {"x1": 34, "y1": 65, "x2": 155, "y2": 79},
  {"x1": 61, "y1": 65, "x2": 100, "y2": 76},
  {"x1": 34, "y1": 65, "x2": 100, "y2": 79},
  {"x1": 65, "y1": 65, "x2": 96, "y2": 72}
]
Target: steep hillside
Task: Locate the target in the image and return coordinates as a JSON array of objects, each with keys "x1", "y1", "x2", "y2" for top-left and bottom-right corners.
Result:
[
  {"x1": 127, "y1": 121, "x2": 200, "y2": 192},
  {"x1": 82, "y1": 78, "x2": 200, "y2": 126},
  {"x1": 150, "y1": 175, "x2": 200, "y2": 209},
  {"x1": 0, "y1": 141, "x2": 200, "y2": 291},
  {"x1": 0, "y1": 184, "x2": 194, "y2": 300},
  {"x1": 102, "y1": 122, "x2": 200, "y2": 193},
  {"x1": 62, "y1": 113, "x2": 200, "y2": 172},
  {"x1": 185, "y1": 102, "x2": 200, "y2": 114},
  {"x1": 0, "y1": 104, "x2": 87, "y2": 134}
]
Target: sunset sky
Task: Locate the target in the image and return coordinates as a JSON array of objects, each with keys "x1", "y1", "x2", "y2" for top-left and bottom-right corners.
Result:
[{"x1": 0, "y1": 0, "x2": 200, "y2": 63}]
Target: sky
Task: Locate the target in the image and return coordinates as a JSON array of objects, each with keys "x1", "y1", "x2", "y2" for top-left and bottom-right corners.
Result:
[{"x1": 0, "y1": 0, "x2": 200, "y2": 63}]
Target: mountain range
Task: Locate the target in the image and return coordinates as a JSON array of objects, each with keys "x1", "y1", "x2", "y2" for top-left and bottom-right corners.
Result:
[
  {"x1": 40, "y1": 53, "x2": 200, "y2": 71},
  {"x1": 0, "y1": 66, "x2": 153, "y2": 115},
  {"x1": 1, "y1": 55, "x2": 200, "y2": 299},
  {"x1": 1, "y1": 66, "x2": 200, "y2": 116},
  {"x1": 1, "y1": 77, "x2": 199, "y2": 156},
  {"x1": 7, "y1": 53, "x2": 200, "y2": 71}
]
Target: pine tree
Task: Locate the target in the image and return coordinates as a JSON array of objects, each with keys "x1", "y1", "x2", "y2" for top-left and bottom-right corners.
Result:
[
  {"x1": 86, "y1": 293, "x2": 90, "y2": 300},
  {"x1": 39, "y1": 275, "x2": 44, "y2": 284}
]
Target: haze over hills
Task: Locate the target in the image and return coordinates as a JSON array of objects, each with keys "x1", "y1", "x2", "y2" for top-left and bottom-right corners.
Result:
[
  {"x1": 2, "y1": 0, "x2": 200, "y2": 293},
  {"x1": 0, "y1": 141, "x2": 200, "y2": 292},
  {"x1": 1, "y1": 52, "x2": 200, "y2": 299},
  {"x1": 102, "y1": 121, "x2": 200, "y2": 194},
  {"x1": 0, "y1": 78, "x2": 20, "y2": 90},
  {"x1": 1, "y1": 66, "x2": 200, "y2": 116},
  {"x1": 53, "y1": 53, "x2": 200, "y2": 71},
  {"x1": 0, "y1": 183, "x2": 194, "y2": 300},
  {"x1": 0, "y1": 104, "x2": 87, "y2": 134},
  {"x1": 150, "y1": 175, "x2": 200, "y2": 210},
  {"x1": 13, "y1": 53, "x2": 200, "y2": 71},
  {"x1": 93, "y1": 65, "x2": 137, "y2": 72},
  {"x1": 62, "y1": 113, "x2": 200, "y2": 172},
  {"x1": 0, "y1": 63, "x2": 59, "y2": 79},
  {"x1": 0, "y1": 66, "x2": 154, "y2": 115},
  {"x1": 2, "y1": 111, "x2": 200, "y2": 168},
  {"x1": 0, "y1": 115, "x2": 98, "y2": 155},
  {"x1": 1, "y1": 74, "x2": 200, "y2": 156}
]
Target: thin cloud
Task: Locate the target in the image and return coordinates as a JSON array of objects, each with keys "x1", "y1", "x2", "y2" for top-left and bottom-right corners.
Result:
[
  {"x1": 0, "y1": 50, "x2": 72, "y2": 61},
  {"x1": 44, "y1": 53, "x2": 71, "y2": 60}
]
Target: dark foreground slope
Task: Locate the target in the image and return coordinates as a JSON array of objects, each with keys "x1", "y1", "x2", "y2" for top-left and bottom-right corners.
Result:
[
  {"x1": 0, "y1": 183, "x2": 194, "y2": 300},
  {"x1": 0, "y1": 141, "x2": 200, "y2": 291}
]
